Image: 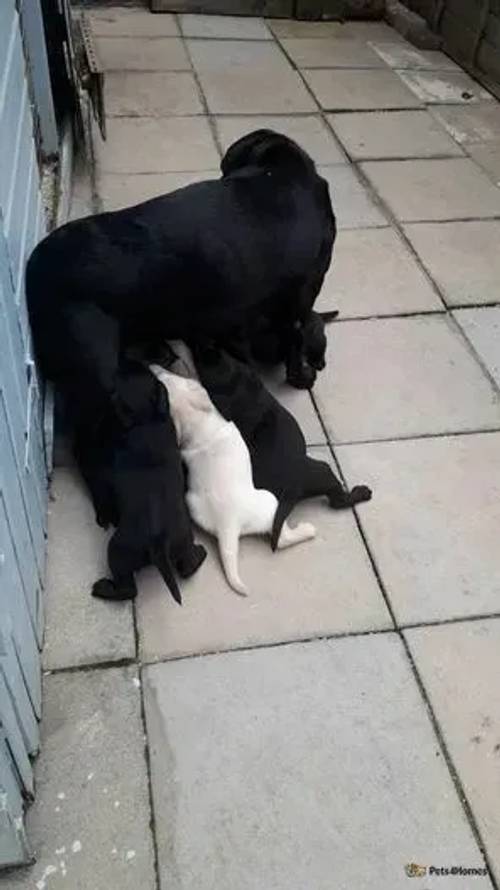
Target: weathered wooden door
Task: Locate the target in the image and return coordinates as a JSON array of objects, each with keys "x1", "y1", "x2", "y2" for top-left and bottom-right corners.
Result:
[{"x1": 0, "y1": 0, "x2": 50, "y2": 868}]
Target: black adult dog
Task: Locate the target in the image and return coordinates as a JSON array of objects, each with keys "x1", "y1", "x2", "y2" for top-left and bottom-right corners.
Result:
[
  {"x1": 26, "y1": 129, "x2": 335, "y2": 426},
  {"x1": 252, "y1": 309, "x2": 339, "y2": 388},
  {"x1": 190, "y1": 345, "x2": 372, "y2": 549},
  {"x1": 74, "y1": 360, "x2": 206, "y2": 602}
]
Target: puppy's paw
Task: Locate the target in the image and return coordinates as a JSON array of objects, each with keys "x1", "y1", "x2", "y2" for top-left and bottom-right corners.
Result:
[
  {"x1": 177, "y1": 543, "x2": 207, "y2": 578},
  {"x1": 92, "y1": 578, "x2": 137, "y2": 601},
  {"x1": 350, "y1": 485, "x2": 372, "y2": 505},
  {"x1": 298, "y1": 521, "x2": 316, "y2": 540}
]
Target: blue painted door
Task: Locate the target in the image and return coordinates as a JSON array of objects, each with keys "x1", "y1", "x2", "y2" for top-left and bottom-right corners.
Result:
[{"x1": 0, "y1": 0, "x2": 50, "y2": 868}]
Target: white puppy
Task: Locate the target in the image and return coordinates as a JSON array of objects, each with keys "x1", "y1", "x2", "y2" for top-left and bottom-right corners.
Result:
[{"x1": 150, "y1": 365, "x2": 316, "y2": 596}]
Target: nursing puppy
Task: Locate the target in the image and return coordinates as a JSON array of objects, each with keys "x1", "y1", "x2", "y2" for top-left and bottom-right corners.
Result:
[
  {"x1": 150, "y1": 366, "x2": 316, "y2": 597},
  {"x1": 191, "y1": 345, "x2": 372, "y2": 550},
  {"x1": 79, "y1": 360, "x2": 206, "y2": 602}
]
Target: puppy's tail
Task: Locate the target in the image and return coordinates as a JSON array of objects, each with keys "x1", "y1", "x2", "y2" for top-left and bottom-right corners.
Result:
[
  {"x1": 150, "y1": 542, "x2": 182, "y2": 605},
  {"x1": 271, "y1": 496, "x2": 296, "y2": 552},
  {"x1": 318, "y1": 310, "x2": 339, "y2": 323},
  {"x1": 218, "y1": 525, "x2": 248, "y2": 597}
]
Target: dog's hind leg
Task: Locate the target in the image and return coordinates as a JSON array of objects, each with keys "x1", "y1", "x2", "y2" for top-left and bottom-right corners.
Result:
[
  {"x1": 276, "y1": 520, "x2": 316, "y2": 550},
  {"x1": 92, "y1": 528, "x2": 138, "y2": 601},
  {"x1": 176, "y1": 542, "x2": 207, "y2": 579},
  {"x1": 302, "y1": 457, "x2": 372, "y2": 509},
  {"x1": 216, "y1": 522, "x2": 248, "y2": 597}
]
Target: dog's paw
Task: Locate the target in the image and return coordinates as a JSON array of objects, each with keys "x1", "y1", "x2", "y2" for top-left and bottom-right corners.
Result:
[
  {"x1": 350, "y1": 485, "x2": 372, "y2": 505},
  {"x1": 92, "y1": 578, "x2": 137, "y2": 601}
]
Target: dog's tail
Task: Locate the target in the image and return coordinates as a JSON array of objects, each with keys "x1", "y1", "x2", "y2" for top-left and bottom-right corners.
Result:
[
  {"x1": 318, "y1": 310, "x2": 339, "y2": 323},
  {"x1": 150, "y1": 542, "x2": 182, "y2": 605},
  {"x1": 271, "y1": 496, "x2": 296, "y2": 552},
  {"x1": 218, "y1": 524, "x2": 248, "y2": 597}
]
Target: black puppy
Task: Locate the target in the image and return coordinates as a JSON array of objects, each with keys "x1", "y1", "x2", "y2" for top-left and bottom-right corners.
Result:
[
  {"x1": 191, "y1": 345, "x2": 372, "y2": 550},
  {"x1": 74, "y1": 360, "x2": 206, "y2": 602},
  {"x1": 26, "y1": 130, "x2": 336, "y2": 431}
]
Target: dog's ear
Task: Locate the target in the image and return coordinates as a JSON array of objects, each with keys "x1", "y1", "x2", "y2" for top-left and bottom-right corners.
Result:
[{"x1": 221, "y1": 129, "x2": 314, "y2": 178}]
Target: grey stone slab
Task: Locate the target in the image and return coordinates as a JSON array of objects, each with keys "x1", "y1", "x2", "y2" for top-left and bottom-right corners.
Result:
[
  {"x1": 329, "y1": 109, "x2": 463, "y2": 160},
  {"x1": 180, "y1": 14, "x2": 271, "y2": 38},
  {"x1": 105, "y1": 71, "x2": 203, "y2": 117},
  {"x1": 302, "y1": 68, "x2": 422, "y2": 110},
  {"x1": 316, "y1": 227, "x2": 441, "y2": 317},
  {"x1": 98, "y1": 170, "x2": 219, "y2": 211},
  {"x1": 406, "y1": 619, "x2": 500, "y2": 883},
  {"x1": 314, "y1": 316, "x2": 500, "y2": 443},
  {"x1": 189, "y1": 39, "x2": 316, "y2": 113},
  {"x1": 403, "y1": 221, "x2": 500, "y2": 306},
  {"x1": 319, "y1": 164, "x2": 387, "y2": 229},
  {"x1": 430, "y1": 103, "x2": 500, "y2": 145},
  {"x1": 90, "y1": 8, "x2": 179, "y2": 36},
  {"x1": 398, "y1": 70, "x2": 494, "y2": 105},
  {"x1": 370, "y1": 41, "x2": 460, "y2": 70},
  {"x1": 260, "y1": 370, "x2": 326, "y2": 444},
  {"x1": 281, "y1": 37, "x2": 385, "y2": 68},
  {"x1": 144, "y1": 633, "x2": 489, "y2": 890},
  {"x1": 42, "y1": 469, "x2": 135, "y2": 671},
  {"x1": 338, "y1": 433, "x2": 500, "y2": 623},
  {"x1": 136, "y1": 447, "x2": 389, "y2": 662},
  {"x1": 362, "y1": 158, "x2": 500, "y2": 222},
  {"x1": 2, "y1": 668, "x2": 155, "y2": 890},
  {"x1": 454, "y1": 308, "x2": 500, "y2": 389},
  {"x1": 95, "y1": 116, "x2": 220, "y2": 174},
  {"x1": 268, "y1": 19, "x2": 402, "y2": 41},
  {"x1": 468, "y1": 143, "x2": 500, "y2": 186},
  {"x1": 215, "y1": 114, "x2": 346, "y2": 164},
  {"x1": 97, "y1": 36, "x2": 190, "y2": 71}
]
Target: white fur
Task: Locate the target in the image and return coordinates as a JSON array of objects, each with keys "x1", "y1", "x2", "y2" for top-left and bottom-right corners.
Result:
[{"x1": 150, "y1": 365, "x2": 316, "y2": 596}]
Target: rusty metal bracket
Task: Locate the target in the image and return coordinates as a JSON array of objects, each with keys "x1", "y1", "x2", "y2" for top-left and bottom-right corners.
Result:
[{"x1": 78, "y1": 13, "x2": 106, "y2": 140}]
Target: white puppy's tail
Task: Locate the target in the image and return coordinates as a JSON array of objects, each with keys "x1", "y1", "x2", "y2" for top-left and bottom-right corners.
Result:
[
  {"x1": 276, "y1": 521, "x2": 316, "y2": 550},
  {"x1": 218, "y1": 524, "x2": 248, "y2": 597}
]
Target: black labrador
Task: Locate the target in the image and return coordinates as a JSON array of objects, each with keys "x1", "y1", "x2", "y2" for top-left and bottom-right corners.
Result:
[
  {"x1": 26, "y1": 129, "x2": 336, "y2": 429},
  {"x1": 73, "y1": 360, "x2": 206, "y2": 602},
  {"x1": 190, "y1": 345, "x2": 372, "y2": 549}
]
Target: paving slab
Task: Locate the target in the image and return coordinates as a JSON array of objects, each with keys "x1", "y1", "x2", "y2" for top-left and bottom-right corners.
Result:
[
  {"x1": 260, "y1": 370, "x2": 326, "y2": 444},
  {"x1": 362, "y1": 158, "x2": 500, "y2": 221},
  {"x1": 42, "y1": 468, "x2": 135, "y2": 671},
  {"x1": 136, "y1": 447, "x2": 389, "y2": 662},
  {"x1": 90, "y1": 7, "x2": 179, "y2": 36},
  {"x1": 403, "y1": 220, "x2": 500, "y2": 306},
  {"x1": 143, "y1": 634, "x2": 489, "y2": 890},
  {"x1": 329, "y1": 109, "x2": 463, "y2": 160},
  {"x1": 302, "y1": 68, "x2": 422, "y2": 110},
  {"x1": 97, "y1": 36, "x2": 190, "y2": 72},
  {"x1": 468, "y1": 143, "x2": 500, "y2": 185},
  {"x1": 281, "y1": 37, "x2": 385, "y2": 68},
  {"x1": 215, "y1": 114, "x2": 346, "y2": 164},
  {"x1": 398, "y1": 69, "x2": 494, "y2": 104},
  {"x1": 105, "y1": 71, "x2": 203, "y2": 117},
  {"x1": 313, "y1": 315, "x2": 500, "y2": 443},
  {"x1": 268, "y1": 19, "x2": 402, "y2": 41},
  {"x1": 188, "y1": 39, "x2": 316, "y2": 113},
  {"x1": 316, "y1": 227, "x2": 442, "y2": 317},
  {"x1": 2, "y1": 667, "x2": 155, "y2": 890},
  {"x1": 98, "y1": 169, "x2": 219, "y2": 211},
  {"x1": 337, "y1": 433, "x2": 500, "y2": 623},
  {"x1": 319, "y1": 164, "x2": 387, "y2": 228},
  {"x1": 430, "y1": 102, "x2": 500, "y2": 144},
  {"x1": 454, "y1": 308, "x2": 500, "y2": 389},
  {"x1": 369, "y1": 41, "x2": 459, "y2": 70},
  {"x1": 406, "y1": 619, "x2": 500, "y2": 884},
  {"x1": 95, "y1": 116, "x2": 219, "y2": 174},
  {"x1": 180, "y1": 14, "x2": 271, "y2": 39}
]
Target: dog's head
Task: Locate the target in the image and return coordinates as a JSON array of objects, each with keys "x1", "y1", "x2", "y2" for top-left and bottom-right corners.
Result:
[
  {"x1": 150, "y1": 366, "x2": 212, "y2": 445},
  {"x1": 221, "y1": 129, "x2": 316, "y2": 180}
]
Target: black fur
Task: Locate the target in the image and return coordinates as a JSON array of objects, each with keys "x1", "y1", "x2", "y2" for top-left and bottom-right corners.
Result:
[
  {"x1": 73, "y1": 360, "x2": 206, "y2": 602},
  {"x1": 26, "y1": 129, "x2": 336, "y2": 428},
  {"x1": 191, "y1": 345, "x2": 372, "y2": 550}
]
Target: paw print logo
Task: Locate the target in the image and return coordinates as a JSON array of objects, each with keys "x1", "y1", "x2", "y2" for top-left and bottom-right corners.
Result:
[{"x1": 405, "y1": 863, "x2": 427, "y2": 877}]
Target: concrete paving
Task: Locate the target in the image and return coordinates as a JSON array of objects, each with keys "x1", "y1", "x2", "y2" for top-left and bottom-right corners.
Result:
[{"x1": 13, "y1": 9, "x2": 500, "y2": 890}]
